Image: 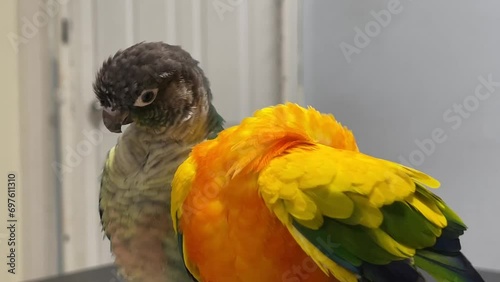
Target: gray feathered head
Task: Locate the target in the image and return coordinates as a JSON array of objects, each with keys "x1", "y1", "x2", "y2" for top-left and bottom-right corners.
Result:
[{"x1": 94, "y1": 42, "x2": 212, "y2": 133}]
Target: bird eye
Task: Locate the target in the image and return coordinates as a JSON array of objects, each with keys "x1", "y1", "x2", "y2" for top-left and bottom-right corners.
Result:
[
  {"x1": 141, "y1": 92, "x2": 155, "y2": 103},
  {"x1": 134, "y1": 88, "x2": 158, "y2": 107}
]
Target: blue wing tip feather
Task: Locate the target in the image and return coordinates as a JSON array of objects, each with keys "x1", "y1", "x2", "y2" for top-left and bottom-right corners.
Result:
[{"x1": 360, "y1": 260, "x2": 425, "y2": 282}]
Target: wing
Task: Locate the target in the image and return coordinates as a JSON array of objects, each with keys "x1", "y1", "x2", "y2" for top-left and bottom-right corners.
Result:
[
  {"x1": 258, "y1": 144, "x2": 444, "y2": 282},
  {"x1": 171, "y1": 157, "x2": 202, "y2": 281}
]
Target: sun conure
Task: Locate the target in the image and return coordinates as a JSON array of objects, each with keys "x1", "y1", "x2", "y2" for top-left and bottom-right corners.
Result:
[{"x1": 171, "y1": 103, "x2": 484, "y2": 282}]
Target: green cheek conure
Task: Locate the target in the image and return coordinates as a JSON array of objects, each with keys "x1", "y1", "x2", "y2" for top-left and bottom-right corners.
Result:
[{"x1": 93, "y1": 42, "x2": 224, "y2": 282}]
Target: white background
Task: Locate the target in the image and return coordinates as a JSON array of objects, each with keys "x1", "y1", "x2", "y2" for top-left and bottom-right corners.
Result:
[{"x1": 303, "y1": 0, "x2": 500, "y2": 271}]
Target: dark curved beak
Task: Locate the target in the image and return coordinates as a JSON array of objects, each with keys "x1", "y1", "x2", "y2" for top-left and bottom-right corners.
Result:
[{"x1": 102, "y1": 108, "x2": 132, "y2": 133}]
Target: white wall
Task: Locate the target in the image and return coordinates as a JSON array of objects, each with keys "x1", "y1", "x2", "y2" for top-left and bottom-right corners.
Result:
[{"x1": 303, "y1": 0, "x2": 500, "y2": 271}]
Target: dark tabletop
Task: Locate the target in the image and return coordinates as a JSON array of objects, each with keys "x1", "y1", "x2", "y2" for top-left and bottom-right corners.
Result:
[{"x1": 29, "y1": 264, "x2": 499, "y2": 282}]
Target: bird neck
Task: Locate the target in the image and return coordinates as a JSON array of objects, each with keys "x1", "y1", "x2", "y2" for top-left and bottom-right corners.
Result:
[{"x1": 119, "y1": 102, "x2": 223, "y2": 153}]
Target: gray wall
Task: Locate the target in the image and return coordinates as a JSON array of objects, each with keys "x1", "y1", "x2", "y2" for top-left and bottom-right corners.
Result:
[{"x1": 303, "y1": 0, "x2": 500, "y2": 271}]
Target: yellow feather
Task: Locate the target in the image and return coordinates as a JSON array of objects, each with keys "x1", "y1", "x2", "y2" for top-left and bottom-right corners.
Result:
[
  {"x1": 305, "y1": 187, "x2": 354, "y2": 219},
  {"x1": 277, "y1": 181, "x2": 300, "y2": 200},
  {"x1": 339, "y1": 193, "x2": 383, "y2": 228},
  {"x1": 369, "y1": 229, "x2": 416, "y2": 258},
  {"x1": 284, "y1": 192, "x2": 318, "y2": 221},
  {"x1": 171, "y1": 157, "x2": 197, "y2": 233},
  {"x1": 297, "y1": 160, "x2": 336, "y2": 188},
  {"x1": 367, "y1": 186, "x2": 387, "y2": 207},
  {"x1": 407, "y1": 192, "x2": 447, "y2": 228},
  {"x1": 400, "y1": 165, "x2": 441, "y2": 188},
  {"x1": 294, "y1": 213, "x2": 324, "y2": 230},
  {"x1": 107, "y1": 146, "x2": 116, "y2": 166}
]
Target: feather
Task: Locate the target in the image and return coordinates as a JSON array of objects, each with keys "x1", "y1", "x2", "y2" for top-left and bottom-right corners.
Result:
[
  {"x1": 361, "y1": 260, "x2": 425, "y2": 282},
  {"x1": 415, "y1": 250, "x2": 484, "y2": 282}
]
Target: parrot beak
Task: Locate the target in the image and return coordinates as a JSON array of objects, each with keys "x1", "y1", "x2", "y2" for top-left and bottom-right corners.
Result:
[{"x1": 102, "y1": 107, "x2": 132, "y2": 133}]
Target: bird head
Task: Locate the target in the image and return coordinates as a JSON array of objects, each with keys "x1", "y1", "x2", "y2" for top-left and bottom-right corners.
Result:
[{"x1": 93, "y1": 42, "x2": 213, "y2": 134}]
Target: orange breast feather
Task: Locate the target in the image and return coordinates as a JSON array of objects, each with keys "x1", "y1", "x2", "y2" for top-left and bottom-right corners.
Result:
[{"x1": 181, "y1": 173, "x2": 338, "y2": 282}]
